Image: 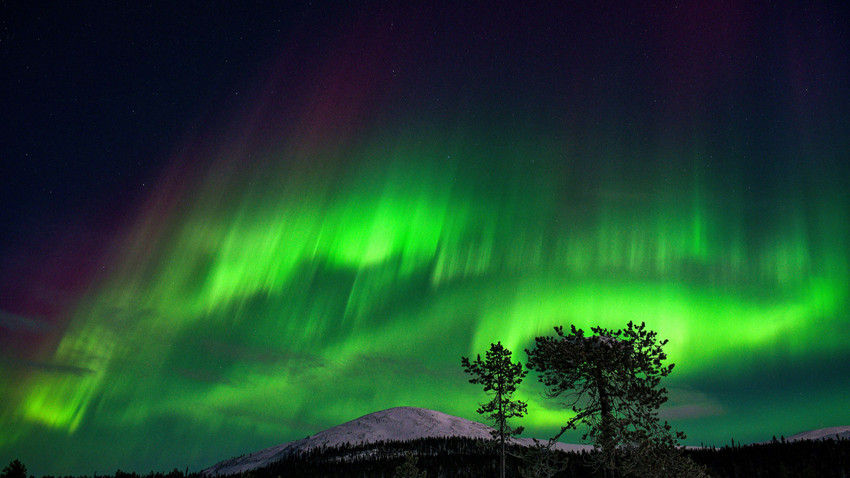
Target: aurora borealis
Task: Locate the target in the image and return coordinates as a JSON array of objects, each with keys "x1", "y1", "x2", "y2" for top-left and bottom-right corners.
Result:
[{"x1": 2, "y1": 2, "x2": 849, "y2": 475}]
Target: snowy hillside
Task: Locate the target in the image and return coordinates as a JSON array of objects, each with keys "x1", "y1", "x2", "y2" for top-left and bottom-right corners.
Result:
[
  {"x1": 785, "y1": 426, "x2": 850, "y2": 442},
  {"x1": 203, "y1": 407, "x2": 589, "y2": 476}
]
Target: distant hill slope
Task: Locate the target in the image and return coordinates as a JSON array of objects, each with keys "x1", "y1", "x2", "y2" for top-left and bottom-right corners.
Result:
[
  {"x1": 204, "y1": 407, "x2": 589, "y2": 476},
  {"x1": 785, "y1": 426, "x2": 850, "y2": 442}
]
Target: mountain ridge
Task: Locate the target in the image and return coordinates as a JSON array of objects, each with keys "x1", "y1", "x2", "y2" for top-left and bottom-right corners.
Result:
[
  {"x1": 203, "y1": 407, "x2": 589, "y2": 476},
  {"x1": 204, "y1": 406, "x2": 848, "y2": 476}
]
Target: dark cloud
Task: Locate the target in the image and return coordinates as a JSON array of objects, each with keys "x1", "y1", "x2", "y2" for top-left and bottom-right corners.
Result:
[
  {"x1": 168, "y1": 339, "x2": 327, "y2": 385},
  {"x1": 661, "y1": 403, "x2": 726, "y2": 420},
  {"x1": 1, "y1": 357, "x2": 95, "y2": 376},
  {"x1": 346, "y1": 353, "x2": 443, "y2": 380},
  {"x1": 0, "y1": 309, "x2": 53, "y2": 334},
  {"x1": 173, "y1": 366, "x2": 231, "y2": 385},
  {"x1": 213, "y1": 405, "x2": 323, "y2": 437},
  {"x1": 199, "y1": 338, "x2": 326, "y2": 369},
  {"x1": 661, "y1": 388, "x2": 726, "y2": 420}
]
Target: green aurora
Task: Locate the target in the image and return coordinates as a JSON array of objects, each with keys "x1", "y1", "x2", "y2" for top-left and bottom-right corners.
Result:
[
  {"x1": 2, "y1": 3, "x2": 849, "y2": 475},
  {"x1": 8, "y1": 122, "x2": 850, "y2": 471}
]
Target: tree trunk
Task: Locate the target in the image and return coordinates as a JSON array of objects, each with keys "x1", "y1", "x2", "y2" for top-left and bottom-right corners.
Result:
[
  {"x1": 595, "y1": 367, "x2": 615, "y2": 474},
  {"x1": 497, "y1": 369, "x2": 505, "y2": 478},
  {"x1": 501, "y1": 438, "x2": 505, "y2": 478},
  {"x1": 499, "y1": 384, "x2": 505, "y2": 478}
]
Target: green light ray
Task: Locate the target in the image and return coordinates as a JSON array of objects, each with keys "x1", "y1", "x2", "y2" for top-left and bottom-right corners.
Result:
[{"x1": 5, "y1": 129, "x2": 849, "y2": 469}]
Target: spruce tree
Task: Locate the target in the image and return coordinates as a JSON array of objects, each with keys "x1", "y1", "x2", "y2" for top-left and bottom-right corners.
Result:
[{"x1": 461, "y1": 341, "x2": 528, "y2": 478}]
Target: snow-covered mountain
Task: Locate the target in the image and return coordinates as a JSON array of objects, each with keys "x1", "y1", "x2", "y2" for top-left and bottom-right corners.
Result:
[
  {"x1": 204, "y1": 406, "x2": 850, "y2": 476},
  {"x1": 203, "y1": 407, "x2": 589, "y2": 476},
  {"x1": 784, "y1": 426, "x2": 850, "y2": 442}
]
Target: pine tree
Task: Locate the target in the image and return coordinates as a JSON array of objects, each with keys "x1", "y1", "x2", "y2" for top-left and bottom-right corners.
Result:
[
  {"x1": 526, "y1": 321, "x2": 707, "y2": 478},
  {"x1": 461, "y1": 341, "x2": 528, "y2": 478},
  {"x1": 0, "y1": 460, "x2": 27, "y2": 478}
]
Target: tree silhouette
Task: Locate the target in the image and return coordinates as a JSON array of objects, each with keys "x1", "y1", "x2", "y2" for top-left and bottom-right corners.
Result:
[
  {"x1": 461, "y1": 341, "x2": 528, "y2": 478},
  {"x1": 526, "y1": 321, "x2": 707, "y2": 477},
  {"x1": 0, "y1": 460, "x2": 27, "y2": 478},
  {"x1": 393, "y1": 452, "x2": 427, "y2": 478},
  {"x1": 517, "y1": 438, "x2": 569, "y2": 478}
]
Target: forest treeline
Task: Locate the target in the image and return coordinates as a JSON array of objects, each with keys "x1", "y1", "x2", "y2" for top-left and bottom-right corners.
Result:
[{"x1": 6, "y1": 435, "x2": 850, "y2": 478}]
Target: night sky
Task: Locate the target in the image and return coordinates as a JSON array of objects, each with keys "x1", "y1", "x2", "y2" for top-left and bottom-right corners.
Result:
[{"x1": 2, "y1": 2, "x2": 849, "y2": 476}]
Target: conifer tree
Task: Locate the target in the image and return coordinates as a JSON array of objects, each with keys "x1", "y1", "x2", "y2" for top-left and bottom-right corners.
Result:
[
  {"x1": 0, "y1": 460, "x2": 27, "y2": 478},
  {"x1": 461, "y1": 341, "x2": 528, "y2": 478},
  {"x1": 526, "y1": 321, "x2": 707, "y2": 477},
  {"x1": 393, "y1": 452, "x2": 426, "y2": 478}
]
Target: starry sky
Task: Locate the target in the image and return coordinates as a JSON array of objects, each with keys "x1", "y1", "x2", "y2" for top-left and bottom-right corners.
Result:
[{"x1": 2, "y1": 2, "x2": 849, "y2": 476}]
